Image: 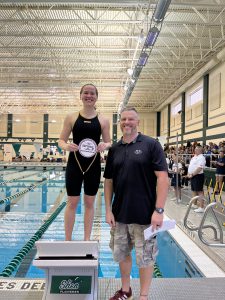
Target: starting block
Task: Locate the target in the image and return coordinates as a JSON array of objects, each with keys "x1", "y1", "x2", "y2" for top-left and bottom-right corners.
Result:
[{"x1": 33, "y1": 241, "x2": 99, "y2": 300}]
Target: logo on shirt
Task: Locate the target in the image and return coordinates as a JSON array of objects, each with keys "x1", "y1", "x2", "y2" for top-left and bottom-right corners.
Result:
[{"x1": 134, "y1": 149, "x2": 142, "y2": 155}]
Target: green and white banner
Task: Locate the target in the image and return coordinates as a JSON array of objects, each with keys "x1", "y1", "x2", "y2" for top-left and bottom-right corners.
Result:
[{"x1": 50, "y1": 276, "x2": 92, "y2": 294}]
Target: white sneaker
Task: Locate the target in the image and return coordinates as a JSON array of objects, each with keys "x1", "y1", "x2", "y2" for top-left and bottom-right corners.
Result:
[
  {"x1": 186, "y1": 203, "x2": 198, "y2": 209},
  {"x1": 178, "y1": 199, "x2": 182, "y2": 203},
  {"x1": 170, "y1": 197, "x2": 177, "y2": 201},
  {"x1": 192, "y1": 204, "x2": 199, "y2": 209},
  {"x1": 194, "y1": 207, "x2": 205, "y2": 213}
]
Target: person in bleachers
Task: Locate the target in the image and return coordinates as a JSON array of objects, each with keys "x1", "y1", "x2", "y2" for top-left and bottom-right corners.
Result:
[
  {"x1": 181, "y1": 162, "x2": 189, "y2": 189},
  {"x1": 212, "y1": 149, "x2": 225, "y2": 194},
  {"x1": 204, "y1": 145, "x2": 211, "y2": 167}
]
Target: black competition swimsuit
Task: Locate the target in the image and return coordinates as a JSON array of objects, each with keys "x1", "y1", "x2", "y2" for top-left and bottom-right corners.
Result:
[{"x1": 66, "y1": 114, "x2": 101, "y2": 196}]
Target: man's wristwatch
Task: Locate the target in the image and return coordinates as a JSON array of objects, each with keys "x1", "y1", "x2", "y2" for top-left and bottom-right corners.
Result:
[{"x1": 155, "y1": 207, "x2": 164, "y2": 214}]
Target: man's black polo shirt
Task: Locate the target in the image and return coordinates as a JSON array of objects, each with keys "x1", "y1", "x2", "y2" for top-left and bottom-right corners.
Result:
[{"x1": 104, "y1": 133, "x2": 168, "y2": 225}]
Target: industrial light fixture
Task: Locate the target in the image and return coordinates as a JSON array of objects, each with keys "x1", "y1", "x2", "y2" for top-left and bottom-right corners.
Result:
[
  {"x1": 144, "y1": 26, "x2": 160, "y2": 47},
  {"x1": 153, "y1": 0, "x2": 171, "y2": 23},
  {"x1": 127, "y1": 68, "x2": 133, "y2": 76},
  {"x1": 119, "y1": 0, "x2": 171, "y2": 113},
  {"x1": 133, "y1": 66, "x2": 142, "y2": 78},
  {"x1": 137, "y1": 52, "x2": 149, "y2": 66},
  {"x1": 136, "y1": 29, "x2": 145, "y2": 43}
]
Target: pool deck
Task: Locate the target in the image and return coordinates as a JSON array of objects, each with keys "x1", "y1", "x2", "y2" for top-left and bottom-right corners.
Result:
[{"x1": 0, "y1": 277, "x2": 225, "y2": 299}]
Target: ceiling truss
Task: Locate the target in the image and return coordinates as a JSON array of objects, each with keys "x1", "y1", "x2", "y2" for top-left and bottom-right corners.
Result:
[{"x1": 0, "y1": 1, "x2": 225, "y2": 114}]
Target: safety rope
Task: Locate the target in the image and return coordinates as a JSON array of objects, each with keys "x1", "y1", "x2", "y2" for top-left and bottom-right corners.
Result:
[
  {"x1": 0, "y1": 200, "x2": 66, "y2": 277},
  {"x1": 0, "y1": 179, "x2": 46, "y2": 206},
  {"x1": 153, "y1": 262, "x2": 163, "y2": 278},
  {"x1": 0, "y1": 171, "x2": 37, "y2": 185}
]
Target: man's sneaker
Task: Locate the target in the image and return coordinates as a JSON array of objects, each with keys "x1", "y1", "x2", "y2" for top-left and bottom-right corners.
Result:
[
  {"x1": 109, "y1": 287, "x2": 133, "y2": 300},
  {"x1": 194, "y1": 207, "x2": 205, "y2": 213},
  {"x1": 178, "y1": 199, "x2": 182, "y2": 203}
]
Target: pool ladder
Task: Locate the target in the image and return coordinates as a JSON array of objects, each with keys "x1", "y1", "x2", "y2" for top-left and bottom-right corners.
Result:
[{"x1": 184, "y1": 196, "x2": 225, "y2": 247}]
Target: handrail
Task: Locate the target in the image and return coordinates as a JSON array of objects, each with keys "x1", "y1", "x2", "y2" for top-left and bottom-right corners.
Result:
[
  {"x1": 198, "y1": 202, "x2": 225, "y2": 247},
  {"x1": 184, "y1": 196, "x2": 217, "y2": 233},
  {"x1": 184, "y1": 196, "x2": 224, "y2": 247}
]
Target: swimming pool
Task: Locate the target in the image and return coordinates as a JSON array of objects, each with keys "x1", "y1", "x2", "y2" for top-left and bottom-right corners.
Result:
[{"x1": 0, "y1": 168, "x2": 203, "y2": 279}]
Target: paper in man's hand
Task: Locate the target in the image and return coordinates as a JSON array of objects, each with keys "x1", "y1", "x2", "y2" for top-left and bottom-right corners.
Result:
[{"x1": 144, "y1": 219, "x2": 176, "y2": 240}]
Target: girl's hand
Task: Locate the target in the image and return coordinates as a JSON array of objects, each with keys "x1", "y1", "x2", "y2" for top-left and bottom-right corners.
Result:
[
  {"x1": 97, "y1": 142, "x2": 110, "y2": 152},
  {"x1": 66, "y1": 143, "x2": 79, "y2": 152}
]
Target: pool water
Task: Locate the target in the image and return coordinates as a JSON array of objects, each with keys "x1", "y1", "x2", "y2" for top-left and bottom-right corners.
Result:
[{"x1": 0, "y1": 168, "x2": 203, "y2": 279}]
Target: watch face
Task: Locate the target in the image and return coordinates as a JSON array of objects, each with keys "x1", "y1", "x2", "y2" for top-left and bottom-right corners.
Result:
[{"x1": 155, "y1": 208, "x2": 164, "y2": 214}]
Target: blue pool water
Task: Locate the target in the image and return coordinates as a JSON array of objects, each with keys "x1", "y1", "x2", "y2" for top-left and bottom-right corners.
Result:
[{"x1": 0, "y1": 168, "x2": 203, "y2": 279}]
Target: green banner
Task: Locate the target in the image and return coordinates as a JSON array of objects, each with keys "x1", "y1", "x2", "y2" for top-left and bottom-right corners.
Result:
[
  {"x1": 50, "y1": 276, "x2": 92, "y2": 294},
  {"x1": 12, "y1": 143, "x2": 21, "y2": 156},
  {"x1": 56, "y1": 145, "x2": 63, "y2": 154}
]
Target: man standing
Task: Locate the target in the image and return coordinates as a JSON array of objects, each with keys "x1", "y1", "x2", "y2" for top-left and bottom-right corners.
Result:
[
  {"x1": 187, "y1": 146, "x2": 206, "y2": 213},
  {"x1": 104, "y1": 107, "x2": 169, "y2": 300}
]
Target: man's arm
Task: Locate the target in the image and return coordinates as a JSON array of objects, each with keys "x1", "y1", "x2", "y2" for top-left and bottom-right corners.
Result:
[
  {"x1": 188, "y1": 166, "x2": 203, "y2": 178},
  {"x1": 104, "y1": 178, "x2": 115, "y2": 227},
  {"x1": 151, "y1": 171, "x2": 169, "y2": 230}
]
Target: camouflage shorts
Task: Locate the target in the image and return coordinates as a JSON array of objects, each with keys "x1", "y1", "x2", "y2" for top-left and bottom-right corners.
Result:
[{"x1": 109, "y1": 222, "x2": 158, "y2": 268}]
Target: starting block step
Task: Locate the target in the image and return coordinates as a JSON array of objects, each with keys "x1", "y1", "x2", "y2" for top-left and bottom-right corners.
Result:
[{"x1": 33, "y1": 241, "x2": 99, "y2": 300}]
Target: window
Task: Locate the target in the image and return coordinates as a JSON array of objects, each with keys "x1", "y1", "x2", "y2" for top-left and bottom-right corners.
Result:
[
  {"x1": 188, "y1": 86, "x2": 203, "y2": 106},
  {"x1": 171, "y1": 101, "x2": 181, "y2": 115}
]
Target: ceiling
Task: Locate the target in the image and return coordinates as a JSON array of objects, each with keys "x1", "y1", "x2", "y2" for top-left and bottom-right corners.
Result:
[{"x1": 0, "y1": 0, "x2": 225, "y2": 115}]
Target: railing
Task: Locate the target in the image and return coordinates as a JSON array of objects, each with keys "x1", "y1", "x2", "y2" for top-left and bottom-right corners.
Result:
[
  {"x1": 167, "y1": 153, "x2": 220, "y2": 168},
  {"x1": 198, "y1": 202, "x2": 224, "y2": 247},
  {"x1": 184, "y1": 196, "x2": 225, "y2": 247}
]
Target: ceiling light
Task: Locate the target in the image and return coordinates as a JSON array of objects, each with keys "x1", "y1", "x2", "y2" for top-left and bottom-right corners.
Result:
[
  {"x1": 144, "y1": 27, "x2": 160, "y2": 47},
  {"x1": 136, "y1": 30, "x2": 145, "y2": 43},
  {"x1": 133, "y1": 66, "x2": 142, "y2": 78},
  {"x1": 137, "y1": 52, "x2": 149, "y2": 66},
  {"x1": 127, "y1": 68, "x2": 133, "y2": 76},
  {"x1": 153, "y1": 0, "x2": 171, "y2": 23}
]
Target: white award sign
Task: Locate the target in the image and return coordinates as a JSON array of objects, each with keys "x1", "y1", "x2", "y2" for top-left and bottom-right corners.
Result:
[{"x1": 79, "y1": 139, "x2": 97, "y2": 158}]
